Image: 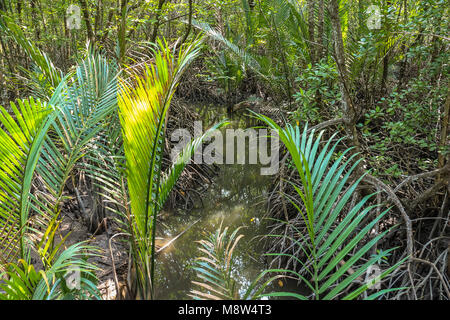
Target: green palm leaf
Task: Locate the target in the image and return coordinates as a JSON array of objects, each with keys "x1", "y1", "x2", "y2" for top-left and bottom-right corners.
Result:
[
  {"x1": 0, "y1": 242, "x2": 100, "y2": 300},
  {"x1": 190, "y1": 223, "x2": 299, "y2": 300},
  {"x1": 118, "y1": 36, "x2": 228, "y2": 299},
  {"x1": 190, "y1": 224, "x2": 244, "y2": 300}
]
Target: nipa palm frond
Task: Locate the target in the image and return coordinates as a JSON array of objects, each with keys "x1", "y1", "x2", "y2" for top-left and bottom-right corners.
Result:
[
  {"x1": 189, "y1": 224, "x2": 244, "y2": 300},
  {"x1": 34, "y1": 53, "x2": 119, "y2": 218},
  {"x1": 0, "y1": 242, "x2": 100, "y2": 300},
  {"x1": 0, "y1": 97, "x2": 56, "y2": 265},
  {"x1": 118, "y1": 38, "x2": 201, "y2": 242},
  {"x1": 1, "y1": 201, "x2": 100, "y2": 300},
  {"x1": 253, "y1": 112, "x2": 407, "y2": 300},
  {"x1": 0, "y1": 14, "x2": 62, "y2": 99},
  {"x1": 119, "y1": 36, "x2": 228, "y2": 299},
  {"x1": 190, "y1": 223, "x2": 300, "y2": 300}
]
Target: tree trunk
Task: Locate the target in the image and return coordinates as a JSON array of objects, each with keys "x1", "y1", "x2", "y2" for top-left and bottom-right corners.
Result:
[
  {"x1": 398, "y1": 0, "x2": 408, "y2": 88},
  {"x1": 16, "y1": 0, "x2": 22, "y2": 24},
  {"x1": 30, "y1": 0, "x2": 40, "y2": 41},
  {"x1": 381, "y1": 53, "x2": 389, "y2": 93},
  {"x1": 118, "y1": 0, "x2": 129, "y2": 64}
]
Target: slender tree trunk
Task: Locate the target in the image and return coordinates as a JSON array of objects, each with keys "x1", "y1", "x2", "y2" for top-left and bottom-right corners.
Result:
[
  {"x1": 0, "y1": 31, "x2": 13, "y2": 76},
  {"x1": 438, "y1": 84, "x2": 450, "y2": 181},
  {"x1": 381, "y1": 0, "x2": 393, "y2": 93},
  {"x1": 150, "y1": 0, "x2": 167, "y2": 43},
  {"x1": 94, "y1": 0, "x2": 103, "y2": 42},
  {"x1": 16, "y1": 0, "x2": 22, "y2": 24},
  {"x1": 63, "y1": 13, "x2": 70, "y2": 64},
  {"x1": 329, "y1": 0, "x2": 353, "y2": 118},
  {"x1": 180, "y1": 0, "x2": 193, "y2": 45},
  {"x1": 399, "y1": 0, "x2": 408, "y2": 88},
  {"x1": 381, "y1": 53, "x2": 389, "y2": 93},
  {"x1": 314, "y1": 0, "x2": 325, "y2": 113},
  {"x1": 118, "y1": 0, "x2": 129, "y2": 64},
  {"x1": 37, "y1": 0, "x2": 47, "y2": 34},
  {"x1": 273, "y1": 16, "x2": 292, "y2": 106},
  {"x1": 317, "y1": 0, "x2": 324, "y2": 60},
  {"x1": 30, "y1": 0, "x2": 40, "y2": 41}
]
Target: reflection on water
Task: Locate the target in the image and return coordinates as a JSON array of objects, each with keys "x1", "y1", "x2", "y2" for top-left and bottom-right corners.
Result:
[{"x1": 154, "y1": 105, "x2": 272, "y2": 300}]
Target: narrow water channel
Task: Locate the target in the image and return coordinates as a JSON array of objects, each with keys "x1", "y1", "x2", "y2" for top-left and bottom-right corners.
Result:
[{"x1": 154, "y1": 104, "x2": 273, "y2": 299}]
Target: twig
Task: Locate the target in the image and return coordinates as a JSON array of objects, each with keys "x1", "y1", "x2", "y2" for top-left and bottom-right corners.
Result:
[
  {"x1": 408, "y1": 180, "x2": 447, "y2": 211},
  {"x1": 412, "y1": 257, "x2": 450, "y2": 299}
]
